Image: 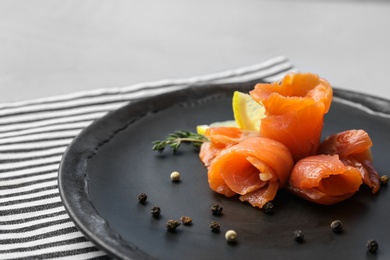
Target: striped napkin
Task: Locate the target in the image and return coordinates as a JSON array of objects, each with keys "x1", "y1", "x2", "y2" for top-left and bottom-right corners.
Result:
[{"x1": 0, "y1": 56, "x2": 295, "y2": 260}]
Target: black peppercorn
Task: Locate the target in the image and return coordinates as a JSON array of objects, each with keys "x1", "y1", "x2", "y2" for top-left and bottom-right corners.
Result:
[
  {"x1": 138, "y1": 193, "x2": 147, "y2": 204},
  {"x1": 330, "y1": 220, "x2": 343, "y2": 233},
  {"x1": 293, "y1": 230, "x2": 304, "y2": 242},
  {"x1": 366, "y1": 239, "x2": 379, "y2": 254},
  {"x1": 211, "y1": 204, "x2": 223, "y2": 215},
  {"x1": 151, "y1": 206, "x2": 161, "y2": 217},
  {"x1": 166, "y1": 220, "x2": 181, "y2": 231},
  {"x1": 181, "y1": 216, "x2": 192, "y2": 225},
  {"x1": 263, "y1": 201, "x2": 274, "y2": 214},
  {"x1": 209, "y1": 221, "x2": 220, "y2": 232}
]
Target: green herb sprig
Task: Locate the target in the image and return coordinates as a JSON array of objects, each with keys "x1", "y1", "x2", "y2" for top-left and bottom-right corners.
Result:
[{"x1": 152, "y1": 130, "x2": 208, "y2": 153}]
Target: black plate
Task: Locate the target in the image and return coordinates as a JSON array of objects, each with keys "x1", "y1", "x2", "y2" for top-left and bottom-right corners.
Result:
[{"x1": 59, "y1": 81, "x2": 390, "y2": 260}]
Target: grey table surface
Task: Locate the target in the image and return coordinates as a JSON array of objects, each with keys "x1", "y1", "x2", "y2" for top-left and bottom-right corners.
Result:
[{"x1": 0, "y1": 0, "x2": 389, "y2": 103}]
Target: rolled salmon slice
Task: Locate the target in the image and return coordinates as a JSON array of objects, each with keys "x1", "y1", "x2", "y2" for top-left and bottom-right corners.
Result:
[
  {"x1": 207, "y1": 137, "x2": 294, "y2": 208},
  {"x1": 259, "y1": 102, "x2": 325, "y2": 162},
  {"x1": 199, "y1": 127, "x2": 259, "y2": 167},
  {"x1": 288, "y1": 154, "x2": 363, "y2": 205},
  {"x1": 250, "y1": 73, "x2": 333, "y2": 115},
  {"x1": 319, "y1": 129, "x2": 380, "y2": 193},
  {"x1": 250, "y1": 73, "x2": 333, "y2": 162}
]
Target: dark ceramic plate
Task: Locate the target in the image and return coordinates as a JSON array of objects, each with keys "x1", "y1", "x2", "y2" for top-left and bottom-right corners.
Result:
[{"x1": 58, "y1": 81, "x2": 390, "y2": 260}]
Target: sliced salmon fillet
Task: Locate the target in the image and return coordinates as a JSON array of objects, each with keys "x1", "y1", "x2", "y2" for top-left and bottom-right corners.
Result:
[
  {"x1": 288, "y1": 154, "x2": 363, "y2": 205},
  {"x1": 319, "y1": 129, "x2": 380, "y2": 193},
  {"x1": 199, "y1": 127, "x2": 259, "y2": 167},
  {"x1": 250, "y1": 73, "x2": 333, "y2": 162},
  {"x1": 207, "y1": 137, "x2": 294, "y2": 208}
]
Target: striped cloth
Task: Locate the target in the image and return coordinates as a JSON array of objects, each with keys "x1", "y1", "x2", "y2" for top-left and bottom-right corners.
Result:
[{"x1": 0, "y1": 56, "x2": 295, "y2": 260}]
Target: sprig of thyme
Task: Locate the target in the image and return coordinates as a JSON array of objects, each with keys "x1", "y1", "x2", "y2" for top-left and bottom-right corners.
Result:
[{"x1": 152, "y1": 130, "x2": 208, "y2": 153}]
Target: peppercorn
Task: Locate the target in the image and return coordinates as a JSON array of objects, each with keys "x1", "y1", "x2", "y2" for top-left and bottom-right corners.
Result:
[
  {"x1": 380, "y1": 175, "x2": 389, "y2": 185},
  {"x1": 166, "y1": 220, "x2": 181, "y2": 231},
  {"x1": 151, "y1": 206, "x2": 161, "y2": 217},
  {"x1": 366, "y1": 239, "x2": 379, "y2": 254},
  {"x1": 330, "y1": 220, "x2": 343, "y2": 233},
  {"x1": 209, "y1": 221, "x2": 220, "y2": 232},
  {"x1": 263, "y1": 201, "x2": 274, "y2": 214},
  {"x1": 211, "y1": 204, "x2": 223, "y2": 215},
  {"x1": 293, "y1": 230, "x2": 304, "y2": 242},
  {"x1": 170, "y1": 171, "x2": 181, "y2": 182},
  {"x1": 225, "y1": 230, "x2": 237, "y2": 243},
  {"x1": 138, "y1": 193, "x2": 147, "y2": 204},
  {"x1": 181, "y1": 216, "x2": 192, "y2": 225}
]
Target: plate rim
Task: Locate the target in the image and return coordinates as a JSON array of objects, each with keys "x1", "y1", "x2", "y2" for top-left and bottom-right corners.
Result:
[{"x1": 58, "y1": 82, "x2": 390, "y2": 259}]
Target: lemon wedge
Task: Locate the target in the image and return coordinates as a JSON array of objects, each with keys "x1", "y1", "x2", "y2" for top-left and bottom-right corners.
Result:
[
  {"x1": 232, "y1": 91, "x2": 265, "y2": 131},
  {"x1": 196, "y1": 120, "x2": 237, "y2": 135},
  {"x1": 196, "y1": 91, "x2": 265, "y2": 135}
]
